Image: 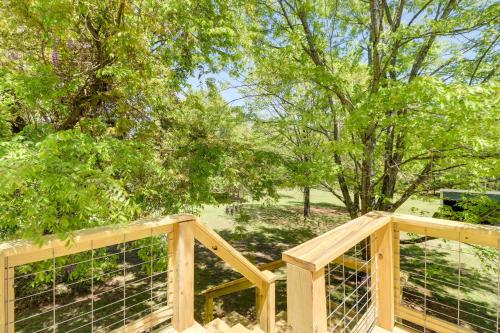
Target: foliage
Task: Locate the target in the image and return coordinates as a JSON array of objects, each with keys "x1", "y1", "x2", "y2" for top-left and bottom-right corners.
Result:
[
  {"x1": 437, "y1": 196, "x2": 500, "y2": 225},
  {"x1": 157, "y1": 86, "x2": 282, "y2": 208},
  {"x1": 0, "y1": 0, "x2": 247, "y2": 131},
  {"x1": 0, "y1": 0, "x2": 498, "y2": 238},
  {"x1": 246, "y1": 0, "x2": 500, "y2": 217},
  {"x1": 0, "y1": 0, "x2": 283, "y2": 243},
  {"x1": 0, "y1": 127, "x2": 161, "y2": 242}
]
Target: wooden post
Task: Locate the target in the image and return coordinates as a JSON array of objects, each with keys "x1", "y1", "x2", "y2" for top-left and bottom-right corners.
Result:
[
  {"x1": 167, "y1": 232, "x2": 175, "y2": 309},
  {"x1": 5, "y1": 264, "x2": 14, "y2": 333},
  {"x1": 286, "y1": 264, "x2": 327, "y2": 333},
  {"x1": 1, "y1": 256, "x2": 15, "y2": 333},
  {"x1": 372, "y1": 223, "x2": 395, "y2": 330},
  {"x1": 204, "y1": 295, "x2": 214, "y2": 324},
  {"x1": 0, "y1": 255, "x2": 5, "y2": 333},
  {"x1": 171, "y1": 221, "x2": 195, "y2": 331},
  {"x1": 393, "y1": 224, "x2": 401, "y2": 318},
  {"x1": 255, "y1": 287, "x2": 261, "y2": 318},
  {"x1": 256, "y1": 270, "x2": 276, "y2": 333}
]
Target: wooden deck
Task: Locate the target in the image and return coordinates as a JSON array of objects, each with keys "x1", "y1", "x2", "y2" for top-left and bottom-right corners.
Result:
[
  {"x1": 156, "y1": 322, "x2": 414, "y2": 333},
  {"x1": 373, "y1": 325, "x2": 414, "y2": 333}
]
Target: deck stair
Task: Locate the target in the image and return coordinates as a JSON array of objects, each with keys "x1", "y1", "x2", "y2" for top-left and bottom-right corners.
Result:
[{"x1": 205, "y1": 318, "x2": 264, "y2": 333}]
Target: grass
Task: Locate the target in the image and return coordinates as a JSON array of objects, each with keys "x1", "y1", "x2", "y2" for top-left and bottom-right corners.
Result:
[{"x1": 199, "y1": 188, "x2": 441, "y2": 232}]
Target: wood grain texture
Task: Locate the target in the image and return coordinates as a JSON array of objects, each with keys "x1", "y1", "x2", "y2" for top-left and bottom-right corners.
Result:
[
  {"x1": 283, "y1": 212, "x2": 391, "y2": 272},
  {"x1": 0, "y1": 214, "x2": 195, "y2": 266},
  {"x1": 193, "y1": 219, "x2": 273, "y2": 289},
  {"x1": 286, "y1": 264, "x2": 327, "y2": 333},
  {"x1": 397, "y1": 305, "x2": 473, "y2": 333},
  {"x1": 6, "y1": 266, "x2": 14, "y2": 333},
  {"x1": 0, "y1": 255, "x2": 5, "y2": 333},
  {"x1": 109, "y1": 306, "x2": 173, "y2": 333},
  {"x1": 256, "y1": 270, "x2": 275, "y2": 333},
  {"x1": 172, "y1": 221, "x2": 195, "y2": 331},
  {"x1": 393, "y1": 213, "x2": 500, "y2": 248},
  {"x1": 373, "y1": 223, "x2": 394, "y2": 330}
]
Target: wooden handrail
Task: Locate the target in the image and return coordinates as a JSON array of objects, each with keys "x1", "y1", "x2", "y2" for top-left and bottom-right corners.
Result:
[
  {"x1": 283, "y1": 212, "x2": 500, "y2": 333},
  {"x1": 283, "y1": 211, "x2": 391, "y2": 272},
  {"x1": 0, "y1": 214, "x2": 195, "y2": 266},
  {"x1": 0, "y1": 214, "x2": 277, "y2": 333},
  {"x1": 201, "y1": 259, "x2": 285, "y2": 324},
  {"x1": 201, "y1": 259, "x2": 285, "y2": 298},
  {"x1": 201, "y1": 253, "x2": 368, "y2": 300},
  {"x1": 393, "y1": 213, "x2": 500, "y2": 247},
  {"x1": 192, "y1": 218, "x2": 276, "y2": 332},
  {"x1": 0, "y1": 214, "x2": 197, "y2": 333},
  {"x1": 193, "y1": 218, "x2": 276, "y2": 288}
]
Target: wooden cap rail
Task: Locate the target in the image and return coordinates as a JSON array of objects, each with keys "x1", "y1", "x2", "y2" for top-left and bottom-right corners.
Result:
[
  {"x1": 0, "y1": 214, "x2": 195, "y2": 267},
  {"x1": 193, "y1": 218, "x2": 276, "y2": 289},
  {"x1": 283, "y1": 211, "x2": 391, "y2": 272},
  {"x1": 193, "y1": 218, "x2": 276, "y2": 332},
  {"x1": 393, "y1": 213, "x2": 500, "y2": 248}
]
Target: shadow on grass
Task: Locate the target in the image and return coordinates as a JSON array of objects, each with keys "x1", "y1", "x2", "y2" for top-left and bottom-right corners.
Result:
[
  {"x1": 400, "y1": 243, "x2": 498, "y2": 332},
  {"x1": 286, "y1": 201, "x2": 345, "y2": 210},
  {"x1": 194, "y1": 203, "x2": 349, "y2": 324}
]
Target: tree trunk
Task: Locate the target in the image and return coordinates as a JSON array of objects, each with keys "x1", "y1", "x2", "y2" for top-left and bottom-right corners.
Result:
[{"x1": 303, "y1": 186, "x2": 311, "y2": 218}]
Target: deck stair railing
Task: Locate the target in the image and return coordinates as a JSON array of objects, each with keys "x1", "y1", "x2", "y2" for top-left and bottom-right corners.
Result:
[
  {"x1": 282, "y1": 212, "x2": 500, "y2": 333},
  {"x1": 1, "y1": 212, "x2": 498, "y2": 333},
  {"x1": 201, "y1": 259, "x2": 286, "y2": 324},
  {"x1": 0, "y1": 215, "x2": 276, "y2": 333}
]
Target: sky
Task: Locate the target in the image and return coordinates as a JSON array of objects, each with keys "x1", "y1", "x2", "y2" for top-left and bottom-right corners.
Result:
[{"x1": 187, "y1": 70, "x2": 245, "y2": 106}]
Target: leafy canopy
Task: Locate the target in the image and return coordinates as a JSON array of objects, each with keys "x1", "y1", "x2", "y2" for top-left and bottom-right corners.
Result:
[{"x1": 246, "y1": 0, "x2": 499, "y2": 217}]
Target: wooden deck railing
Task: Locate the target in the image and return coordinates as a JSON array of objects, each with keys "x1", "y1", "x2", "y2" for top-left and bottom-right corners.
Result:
[
  {"x1": 201, "y1": 259, "x2": 285, "y2": 324},
  {"x1": 0, "y1": 215, "x2": 276, "y2": 333},
  {"x1": 283, "y1": 212, "x2": 500, "y2": 333},
  {"x1": 200, "y1": 252, "x2": 368, "y2": 325},
  {"x1": 2, "y1": 212, "x2": 497, "y2": 333}
]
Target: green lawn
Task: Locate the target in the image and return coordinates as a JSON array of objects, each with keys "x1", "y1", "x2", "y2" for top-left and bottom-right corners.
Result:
[{"x1": 199, "y1": 188, "x2": 441, "y2": 231}]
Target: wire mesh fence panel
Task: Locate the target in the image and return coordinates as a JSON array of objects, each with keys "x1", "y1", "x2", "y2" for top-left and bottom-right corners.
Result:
[
  {"x1": 326, "y1": 238, "x2": 378, "y2": 333},
  {"x1": 396, "y1": 231, "x2": 499, "y2": 333},
  {"x1": 6, "y1": 233, "x2": 171, "y2": 333}
]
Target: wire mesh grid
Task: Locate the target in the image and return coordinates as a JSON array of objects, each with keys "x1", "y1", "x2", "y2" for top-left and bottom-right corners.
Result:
[
  {"x1": 395, "y1": 230, "x2": 500, "y2": 333},
  {"x1": 326, "y1": 238, "x2": 378, "y2": 333},
  {"x1": 5, "y1": 233, "x2": 171, "y2": 333}
]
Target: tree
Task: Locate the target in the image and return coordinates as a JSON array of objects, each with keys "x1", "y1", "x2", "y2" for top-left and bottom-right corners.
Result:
[
  {"x1": 247, "y1": 0, "x2": 499, "y2": 218},
  {"x1": 0, "y1": 0, "x2": 246, "y2": 133},
  {"x1": 0, "y1": 0, "x2": 282, "y2": 241},
  {"x1": 248, "y1": 81, "x2": 329, "y2": 218}
]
